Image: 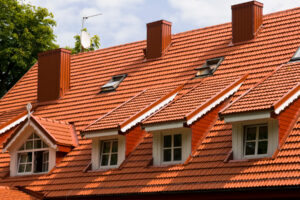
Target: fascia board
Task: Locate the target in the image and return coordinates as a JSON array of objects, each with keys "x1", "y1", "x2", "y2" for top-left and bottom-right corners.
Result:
[
  {"x1": 0, "y1": 114, "x2": 27, "y2": 135},
  {"x1": 84, "y1": 129, "x2": 119, "y2": 139},
  {"x1": 144, "y1": 121, "x2": 184, "y2": 132},
  {"x1": 223, "y1": 110, "x2": 271, "y2": 123}
]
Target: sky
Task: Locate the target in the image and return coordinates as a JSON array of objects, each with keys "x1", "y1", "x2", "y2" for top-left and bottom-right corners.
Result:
[{"x1": 25, "y1": 0, "x2": 300, "y2": 49}]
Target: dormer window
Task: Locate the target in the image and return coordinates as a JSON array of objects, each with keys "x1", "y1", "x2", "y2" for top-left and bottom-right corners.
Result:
[
  {"x1": 100, "y1": 140, "x2": 118, "y2": 167},
  {"x1": 101, "y1": 74, "x2": 127, "y2": 92},
  {"x1": 163, "y1": 134, "x2": 182, "y2": 163},
  {"x1": 195, "y1": 57, "x2": 223, "y2": 77},
  {"x1": 17, "y1": 133, "x2": 49, "y2": 174},
  {"x1": 244, "y1": 124, "x2": 268, "y2": 158},
  {"x1": 290, "y1": 47, "x2": 300, "y2": 62}
]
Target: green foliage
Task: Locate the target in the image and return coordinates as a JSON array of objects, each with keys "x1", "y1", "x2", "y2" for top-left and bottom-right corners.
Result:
[
  {"x1": 68, "y1": 28, "x2": 100, "y2": 54},
  {"x1": 0, "y1": 0, "x2": 58, "y2": 97}
]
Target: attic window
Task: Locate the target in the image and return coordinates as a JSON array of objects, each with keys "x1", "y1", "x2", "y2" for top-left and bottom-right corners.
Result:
[
  {"x1": 195, "y1": 57, "x2": 224, "y2": 77},
  {"x1": 101, "y1": 74, "x2": 127, "y2": 92},
  {"x1": 290, "y1": 47, "x2": 300, "y2": 62}
]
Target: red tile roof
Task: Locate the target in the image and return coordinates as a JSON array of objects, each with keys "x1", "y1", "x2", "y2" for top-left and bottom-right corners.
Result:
[
  {"x1": 221, "y1": 62, "x2": 300, "y2": 115},
  {"x1": 0, "y1": 4, "x2": 300, "y2": 199},
  {"x1": 0, "y1": 186, "x2": 42, "y2": 200}
]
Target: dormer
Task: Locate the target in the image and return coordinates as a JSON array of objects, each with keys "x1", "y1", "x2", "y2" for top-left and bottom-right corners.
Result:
[
  {"x1": 220, "y1": 63, "x2": 300, "y2": 160},
  {"x1": 143, "y1": 75, "x2": 248, "y2": 166},
  {"x1": 3, "y1": 114, "x2": 77, "y2": 176}
]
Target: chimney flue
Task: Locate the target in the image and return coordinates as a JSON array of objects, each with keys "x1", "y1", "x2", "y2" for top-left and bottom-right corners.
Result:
[
  {"x1": 146, "y1": 20, "x2": 172, "y2": 59},
  {"x1": 38, "y1": 48, "x2": 71, "y2": 102},
  {"x1": 231, "y1": 1, "x2": 263, "y2": 44}
]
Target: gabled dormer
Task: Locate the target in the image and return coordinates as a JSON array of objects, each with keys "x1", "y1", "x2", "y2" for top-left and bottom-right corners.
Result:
[
  {"x1": 3, "y1": 114, "x2": 77, "y2": 176},
  {"x1": 220, "y1": 63, "x2": 300, "y2": 160},
  {"x1": 143, "y1": 75, "x2": 248, "y2": 166}
]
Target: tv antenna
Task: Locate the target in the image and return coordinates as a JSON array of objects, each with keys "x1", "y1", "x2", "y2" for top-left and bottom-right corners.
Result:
[{"x1": 80, "y1": 13, "x2": 102, "y2": 52}]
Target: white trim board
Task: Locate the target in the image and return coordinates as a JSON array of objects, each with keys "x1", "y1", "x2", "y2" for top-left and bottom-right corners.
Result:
[
  {"x1": 275, "y1": 89, "x2": 300, "y2": 114},
  {"x1": 144, "y1": 121, "x2": 184, "y2": 132},
  {"x1": 120, "y1": 93, "x2": 178, "y2": 133},
  {"x1": 223, "y1": 110, "x2": 271, "y2": 123},
  {"x1": 186, "y1": 83, "x2": 242, "y2": 126},
  {"x1": 84, "y1": 129, "x2": 119, "y2": 139},
  {"x1": 0, "y1": 115, "x2": 27, "y2": 135}
]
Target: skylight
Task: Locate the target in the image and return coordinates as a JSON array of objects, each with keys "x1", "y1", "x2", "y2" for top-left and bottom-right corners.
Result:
[
  {"x1": 195, "y1": 57, "x2": 224, "y2": 77},
  {"x1": 290, "y1": 47, "x2": 300, "y2": 62},
  {"x1": 101, "y1": 74, "x2": 127, "y2": 92}
]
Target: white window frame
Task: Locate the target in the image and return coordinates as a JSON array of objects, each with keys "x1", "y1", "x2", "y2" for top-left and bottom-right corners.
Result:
[
  {"x1": 152, "y1": 128, "x2": 191, "y2": 166},
  {"x1": 99, "y1": 139, "x2": 118, "y2": 168},
  {"x1": 91, "y1": 135, "x2": 125, "y2": 170},
  {"x1": 16, "y1": 133, "x2": 50, "y2": 175},
  {"x1": 161, "y1": 133, "x2": 183, "y2": 164},
  {"x1": 243, "y1": 124, "x2": 268, "y2": 159},
  {"x1": 232, "y1": 119, "x2": 278, "y2": 160}
]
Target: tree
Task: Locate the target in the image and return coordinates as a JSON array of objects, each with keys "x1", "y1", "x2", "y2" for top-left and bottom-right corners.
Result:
[
  {"x1": 65, "y1": 28, "x2": 100, "y2": 54},
  {"x1": 0, "y1": 0, "x2": 58, "y2": 98}
]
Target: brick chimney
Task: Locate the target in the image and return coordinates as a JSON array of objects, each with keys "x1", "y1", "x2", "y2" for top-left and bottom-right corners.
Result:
[
  {"x1": 231, "y1": 1, "x2": 263, "y2": 44},
  {"x1": 146, "y1": 20, "x2": 172, "y2": 59},
  {"x1": 38, "y1": 48, "x2": 71, "y2": 102}
]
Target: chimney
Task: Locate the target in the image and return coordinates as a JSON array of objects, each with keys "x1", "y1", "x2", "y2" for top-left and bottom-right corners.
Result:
[
  {"x1": 146, "y1": 20, "x2": 172, "y2": 59},
  {"x1": 231, "y1": 1, "x2": 263, "y2": 44},
  {"x1": 38, "y1": 48, "x2": 71, "y2": 102}
]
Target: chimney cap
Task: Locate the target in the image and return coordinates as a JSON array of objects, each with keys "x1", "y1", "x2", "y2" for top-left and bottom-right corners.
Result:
[
  {"x1": 231, "y1": 1, "x2": 263, "y2": 9},
  {"x1": 38, "y1": 48, "x2": 71, "y2": 57},
  {"x1": 147, "y1": 20, "x2": 172, "y2": 27}
]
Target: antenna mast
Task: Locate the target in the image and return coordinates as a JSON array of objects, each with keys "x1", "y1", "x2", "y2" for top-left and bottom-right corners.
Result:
[{"x1": 81, "y1": 13, "x2": 102, "y2": 52}]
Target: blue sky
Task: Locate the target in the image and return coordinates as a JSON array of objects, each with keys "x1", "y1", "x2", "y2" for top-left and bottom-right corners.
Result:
[{"x1": 26, "y1": 0, "x2": 300, "y2": 49}]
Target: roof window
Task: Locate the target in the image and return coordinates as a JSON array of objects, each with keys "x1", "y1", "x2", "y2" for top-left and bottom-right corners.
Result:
[
  {"x1": 290, "y1": 47, "x2": 300, "y2": 62},
  {"x1": 195, "y1": 57, "x2": 223, "y2": 77},
  {"x1": 101, "y1": 74, "x2": 127, "y2": 92}
]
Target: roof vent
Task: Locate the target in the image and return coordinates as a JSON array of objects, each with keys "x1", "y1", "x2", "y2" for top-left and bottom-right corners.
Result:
[
  {"x1": 146, "y1": 20, "x2": 172, "y2": 59},
  {"x1": 195, "y1": 57, "x2": 223, "y2": 77},
  {"x1": 101, "y1": 74, "x2": 127, "y2": 93},
  {"x1": 231, "y1": 1, "x2": 263, "y2": 44}
]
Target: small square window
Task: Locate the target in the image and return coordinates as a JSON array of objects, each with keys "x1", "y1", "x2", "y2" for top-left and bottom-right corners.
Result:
[
  {"x1": 195, "y1": 57, "x2": 224, "y2": 77},
  {"x1": 101, "y1": 74, "x2": 127, "y2": 92},
  {"x1": 290, "y1": 47, "x2": 300, "y2": 62},
  {"x1": 244, "y1": 124, "x2": 268, "y2": 157},
  {"x1": 100, "y1": 140, "x2": 118, "y2": 167},
  {"x1": 162, "y1": 134, "x2": 182, "y2": 163}
]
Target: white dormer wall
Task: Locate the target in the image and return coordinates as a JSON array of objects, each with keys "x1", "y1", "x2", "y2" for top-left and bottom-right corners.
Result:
[
  {"x1": 7, "y1": 124, "x2": 56, "y2": 176},
  {"x1": 91, "y1": 135, "x2": 125, "y2": 170}
]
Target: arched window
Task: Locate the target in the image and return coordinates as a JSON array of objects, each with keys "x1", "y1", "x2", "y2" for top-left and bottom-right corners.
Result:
[{"x1": 17, "y1": 133, "x2": 49, "y2": 174}]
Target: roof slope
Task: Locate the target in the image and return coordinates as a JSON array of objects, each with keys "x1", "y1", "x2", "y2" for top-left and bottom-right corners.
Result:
[
  {"x1": 222, "y1": 62, "x2": 300, "y2": 115},
  {"x1": 0, "y1": 5, "x2": 300, "y2": 199}
]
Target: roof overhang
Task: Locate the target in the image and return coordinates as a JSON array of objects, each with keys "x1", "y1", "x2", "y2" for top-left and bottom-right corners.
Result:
[
  {"x1": 3, "y1": 117, "x2": 57, "y2": 152},
  {"x1": 0, "y1": 114, "x2": 28, "y2": 135},
  {"x1": 223, "y1": 110, "x2": 272, "y2": 123},
  {"x1": 83, "y1": 128, "x2": 119, "y2": 139},
  {"x1": 143, "y1": 120, "x2": 185, "y2": 132}
]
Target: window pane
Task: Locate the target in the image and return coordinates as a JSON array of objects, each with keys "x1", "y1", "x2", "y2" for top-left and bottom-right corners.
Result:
[
  {"x1": 18, "y1": 164, "x2": 25, "y2": 173},
  {"x1": 34, "y1": 151, "x2": 44, "y2": 173},
  {"x1": 27, "y1": 152, "x2": 32, "y2": 162},
  {"x1": 163, "y1": 149, "x2": 171, "y2": 162},
  {"x1": 259, "y1": 126, "x2": 268, "y2": 139},
  {"x1": 112, "y1": 141, "x2": 118, "y2": 153},
  {"x1": 245, "y1": 142, "x2": 255, "y2": 155},
  {"x1": 102, "y1": 142, "x2": 111, "y2": 153},
  {"x1": 110, "y1": 154, "x2": 118, "y2": 165},
  {"x1": 25, "y1": 141, "x2": 33, "y2": 150},
  {"x1": 19, "y1": 144, "x2": 25, "y2": 151},
  {"x1": 42, "y1": 141, "x2": 48, "y2": 148},
  {"x1": 173, "y1": 148, "x2": 182, "y2": 161},
  {"x1": 163, "y1": 135, "x2": 171, "y2": 148},
  {"x1": 28, "y1": 134, "x2": 34, "y2": 139},
  {"x1": 42, "y1": 163, "x2": 48, "y2": 172},
  {"x1": 174, "y1": 134, "x2": 182, "y2": 147},
  {"x1": 34, "y1": 140, "x2": 42, "y2": 149},
  {"x1": 258, "y1": 141, "x2": 268, "y2": 154},
  {"x1": 20, "y1": 154, "x2": 27, "y2": 163},
  {"x1": 43, "y1": 152, "x2": 49, "y2": 162},
  {"x1": 246, "y1": 127, "x2": 256, "y2": 140},
  {"x1": 25, "y1": 164, "x2": 32, "y2": 172},
  {"x1": 101, "y1": 155, "x2": 109, "y2": 166}
]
